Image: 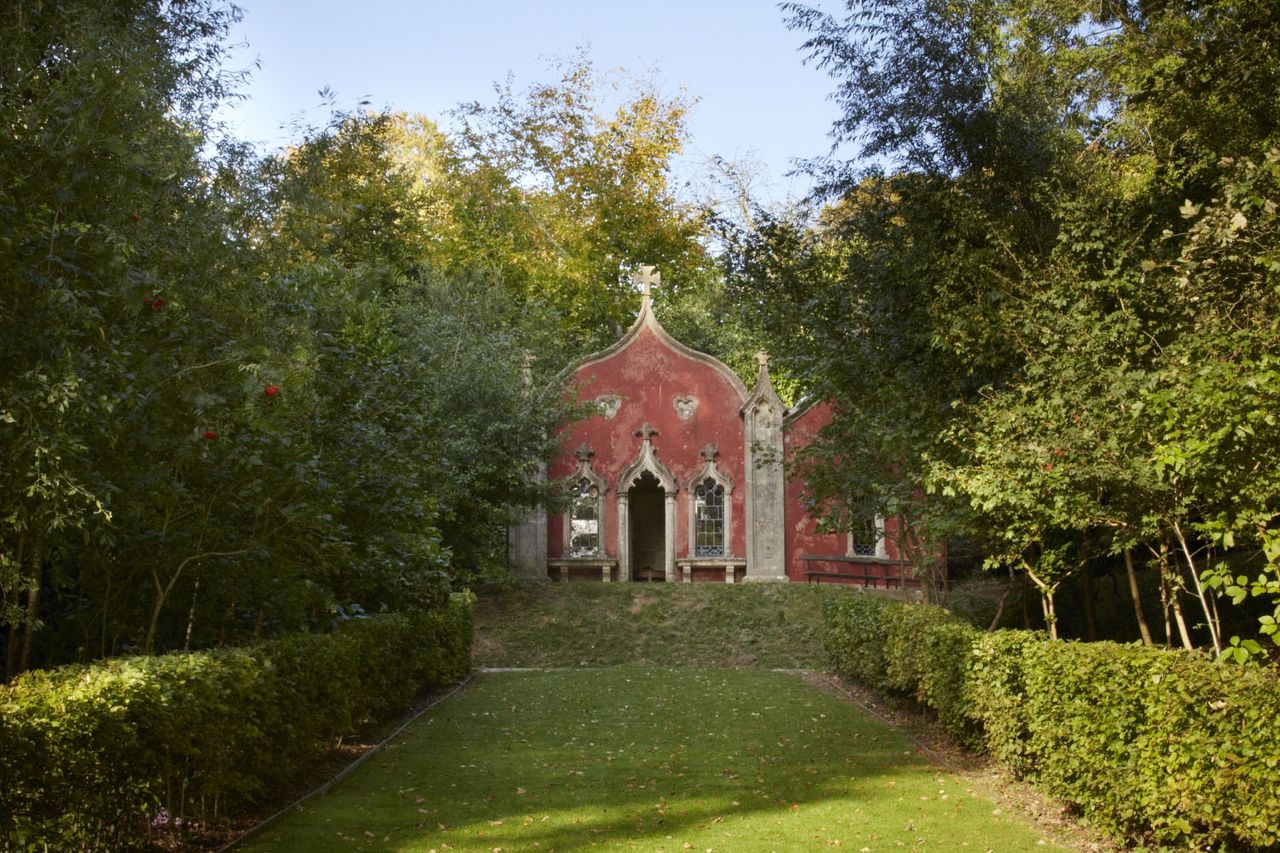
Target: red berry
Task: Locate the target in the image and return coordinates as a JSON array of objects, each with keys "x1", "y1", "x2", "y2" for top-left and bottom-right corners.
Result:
[
  {"x1": 264, "y1": 384, "x2": 280, "y2": 398},
  {"x1": 202, "y1": 430, "x2": 217, "y2": 441},
  {"x1": 130, "y1": 212, "x2": 140, "y2": 223}
]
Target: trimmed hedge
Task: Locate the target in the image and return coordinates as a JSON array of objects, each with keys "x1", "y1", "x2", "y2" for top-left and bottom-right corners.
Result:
[
  {"x1": 823, "y1": 594, "x2": 982, "y2": 745},
  {"x1": 0, "y1": 593, "x2": 473, "y2": 849},
  {"x1": 824, "y1": 594, "x2": 1280, "y2": 850}
]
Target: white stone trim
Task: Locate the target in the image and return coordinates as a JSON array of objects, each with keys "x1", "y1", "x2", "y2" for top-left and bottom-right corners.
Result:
[
  {"x1": 742, "y1": 353, "x2": 788, "y2": 581},
  {"x1": 847, "y1": 514, "x2": 889, "y2": 559},
  {"x1": 554, "y1": 280, "x2": 749, "y2": 401},
  {"x1": 686, "y1": 456, "x2": 734, "y2": 560},
  {"x1": 616, "y1": 435, "x2": 678, "y2": 582},
  {"x1": 562, "y1": 458, "x2": 608, "y2": 559}
]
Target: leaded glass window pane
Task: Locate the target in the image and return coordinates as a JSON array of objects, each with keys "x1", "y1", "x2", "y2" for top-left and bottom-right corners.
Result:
[
  {"x1": 694, "y1": 477, "x2": 725, "y2": 557},
  {"x1": 850, "y1": 516, "x2": 879, "y2": 557},
  {"x1": 569, "y1": 478, "x2": 600, "y2": 557}
]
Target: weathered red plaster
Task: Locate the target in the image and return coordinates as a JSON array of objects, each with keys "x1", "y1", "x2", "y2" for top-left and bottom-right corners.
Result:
[
  {"x1": 550, "y1": 324, "x2": 746, "y2": 559},
  {"x1": 782, "y1": 402, "x2": 912, "y2": 586},
  {"x1": 539, "y1": 299, "x2": 929, "y2": 589}
]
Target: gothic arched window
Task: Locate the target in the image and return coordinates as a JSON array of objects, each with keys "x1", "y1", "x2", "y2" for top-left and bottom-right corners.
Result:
[
  {"x1": 693, "y1": 477, "x2": 725, "y2": 557},
  {"x1": 848, "y1": 514, "x2": 887, "y2": 558},
  {"x1": 568, "y1": 477, "x2": 601, "y2": 557}
]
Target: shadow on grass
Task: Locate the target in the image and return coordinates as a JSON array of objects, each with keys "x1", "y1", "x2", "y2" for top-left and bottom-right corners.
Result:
[{"x1": 244, "y1": 669, "x2": 1066, "y2": 852}]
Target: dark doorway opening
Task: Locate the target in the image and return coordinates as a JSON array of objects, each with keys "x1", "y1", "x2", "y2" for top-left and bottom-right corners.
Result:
[{"x1": 629, "y1": 471, "x2": 665, "y2": 581}]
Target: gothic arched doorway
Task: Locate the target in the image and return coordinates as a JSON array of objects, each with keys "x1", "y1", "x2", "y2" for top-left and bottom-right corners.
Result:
[{"x1": 629, "y1": 471, "x2": 666, "y2": 581}]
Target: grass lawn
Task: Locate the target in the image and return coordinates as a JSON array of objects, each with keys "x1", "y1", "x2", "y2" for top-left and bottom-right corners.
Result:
[
  {"x1": 471, "y1": 582, "x2": 865, "y2": 669},
  {"x1": 243, "y1": 668, "x2": 1069, "y2": 852}
]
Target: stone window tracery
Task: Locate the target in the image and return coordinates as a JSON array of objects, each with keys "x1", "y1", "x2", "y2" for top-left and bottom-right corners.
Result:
[
  {"x1": 686, "y1": 442, "x2": 733, "y2": 560},
  {"x1": 569, "y1": 478, "x2": 601, "y2": 557},
  {"x1": 694, "y1": 477, "x2": 725, "y2": 556},
  {"x1": 564, "y1": 444, "x2": 607, "y2": 558}
]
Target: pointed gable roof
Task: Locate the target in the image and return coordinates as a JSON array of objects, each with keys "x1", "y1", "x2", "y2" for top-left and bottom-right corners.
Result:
[{"x1": 558, "y1": 268, "x2": 749, "y2": 402}]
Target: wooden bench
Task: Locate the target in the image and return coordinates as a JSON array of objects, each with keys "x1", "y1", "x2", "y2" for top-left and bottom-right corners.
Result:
[
  {"x1": 804, "y1": 570, "x2": 901, "y2": 588},
  {"x1": 799, "y1": 554, "x2": 905, "y2": 588}
]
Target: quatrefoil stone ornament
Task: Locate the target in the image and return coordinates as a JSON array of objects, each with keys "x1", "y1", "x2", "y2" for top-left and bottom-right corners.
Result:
[{"x1": 672, "y1": 394, "x2": 698, "y2": 420}]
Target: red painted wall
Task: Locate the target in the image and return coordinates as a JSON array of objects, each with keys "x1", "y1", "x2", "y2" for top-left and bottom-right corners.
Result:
[
  {"x1": 548, "y1": 323, "x2": 747, "y2": 560},
  {"x1": 782, "y1": 402, "x2": 910, "y2": 586}
]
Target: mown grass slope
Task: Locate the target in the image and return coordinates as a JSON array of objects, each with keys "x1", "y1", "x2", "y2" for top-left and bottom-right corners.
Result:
[
  {"x1": 246, "y1": 669, "x2": 1070, "y2": 852},
  {"x1": 472, "y1": 581, "x2": 870, "y2": 669}
]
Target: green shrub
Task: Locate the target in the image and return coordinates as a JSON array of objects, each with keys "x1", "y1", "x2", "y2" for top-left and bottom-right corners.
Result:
[
  {"x1": 1011, "y1": 641, "x2": 1280, "y2": 849},
  {"x1": 965, "y1": 630, "x2": 1046, "y2": 776},
  {"x1": 882, "y1": 602, "x2": 957, "y2": 694},
  {"x1": 0, "y1": 593, "x2": 474, "y2": 849},
  {"x1": 917, "y1": 618, "x2": 982, "y2": 744},
  {"x1": 822, "y1": 593, "x2": 892, "y2": 684},
  {"x1": 825, "y1": 600, "x2": 1280, "y2": 850}
]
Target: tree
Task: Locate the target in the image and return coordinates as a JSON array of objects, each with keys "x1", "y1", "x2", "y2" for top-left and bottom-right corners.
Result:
[
  {"x1": 0, "y1": 0, "x2": 258, "y2": 669},
  {"x1": 742, "y1": 0, "x2": 1280, "y2": 653},
  {"x1": 447, "y1": 54, "x2": 718, "y2": 353}
]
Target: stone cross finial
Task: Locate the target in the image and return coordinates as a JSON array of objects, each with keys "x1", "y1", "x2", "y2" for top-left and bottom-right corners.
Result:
[
  {"x1": 574, "y1": 443, "x2": 594, "y2": 462},
  {"x1": 632, "y1": 265, "x2": 660, "y2": 302},
  {"x1": 635, "y1": 422, "x2": 658, "y2": 442},
  {"x1": 754, "y1": 351, "x2": 770, "y2": 368},
  {"x1": 700, "y1": 441, "x2": 719, "y2": 462}
]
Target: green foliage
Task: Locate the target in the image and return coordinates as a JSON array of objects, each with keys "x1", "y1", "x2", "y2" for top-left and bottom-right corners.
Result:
[
  {"x1": 825, "y1": 602, "x2": 1280, "y2": 849},
  {"x1": 0, "y1": 1, "x2": 575, "y2": 667},
  {"x1": 822, "y1": 594, "x2": 891, "y2": 685},
  {"x1": 1006, "y1": 640, "x2": 1280, "y2": 848},
  {"x1": 881, "y1": 600, "x2": 958, "y2": 694},
  {"x1": 742, "y1": 0, "x2": 1280, "y2": 651},
  {"x1": 445, "y1": 54, "x2": 718, "y2": 354},
  {"x1": 0, "y1": 594, "x2": 473, "y2": 849},
  {"x1": 823, "y1": 594, "x2": 982, "y2": 743},
  {"x1": 917, "y1": 618, "x2": 983, "y2": 743},
  {"x1": 965, "y1": 630, "x2": 1047, "y2": 776}
]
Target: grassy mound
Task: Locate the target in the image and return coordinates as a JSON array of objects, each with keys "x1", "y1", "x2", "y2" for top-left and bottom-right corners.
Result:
[{"x1": 473, "y1": 581, "x2": 867, "y2": 669}]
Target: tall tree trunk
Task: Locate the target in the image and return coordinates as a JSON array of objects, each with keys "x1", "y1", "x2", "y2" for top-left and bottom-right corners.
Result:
[
  {"x1": 6, "y1": 533, "x2": 27, "y2": 680},
  {"x1": 1021, "y1": 570, "x2": 1031, "y2": 628},
  {"x1": 184, "y1": 577, "x2": 200, "y2": 650},
  {"x1": 17, "y1": 528, "x2": 42, "y2": 674},
  {"x1": 1041, "y1": 590, "x2": 1059, "y2": 640},
  {"x1": 18, "y1": 586, "x2": 40, "y2": 674},
  {"x1": 1158, "y1": 560, "x2": 1173, "y2": 647},
  {"x1": 145, "y1": 569, "x2": 167, "y2": 655},
  {"x1": 1153, "y1": 539, "x2": 1193, "y2": 650},
  {"x1": 1024, "y1": 561, "x2": 1059, "y2": 640},
  {"x1": 1170, "y1": 589, "x2": 1194, "y2": 650},
  {"x1": 145, "y1": 550, "x2": 245, "y2": 655},
  {"x1": 1124, "y1": 548, "x2": 1154, "y2": 646},
  {"x1": 1081, "y1": 564, "x2": 1097, "y2": 641},
  {"x1": 989, "y1": 582, "x2": 1013, "y2": 631},
  {"x1": 1172, "y1": 523, "x2": 1221, "y2": 653},
  {"x1": 218, "y1": 596, "x2": 237, "y2": 647},
  {"x1": 4, "y1": 596, "x2": 19, "y2": 680}
]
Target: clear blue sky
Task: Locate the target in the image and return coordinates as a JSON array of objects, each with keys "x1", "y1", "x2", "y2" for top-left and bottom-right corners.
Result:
[{"x1": 218, "y1": 1, "x2": 849, "y2": 207}]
